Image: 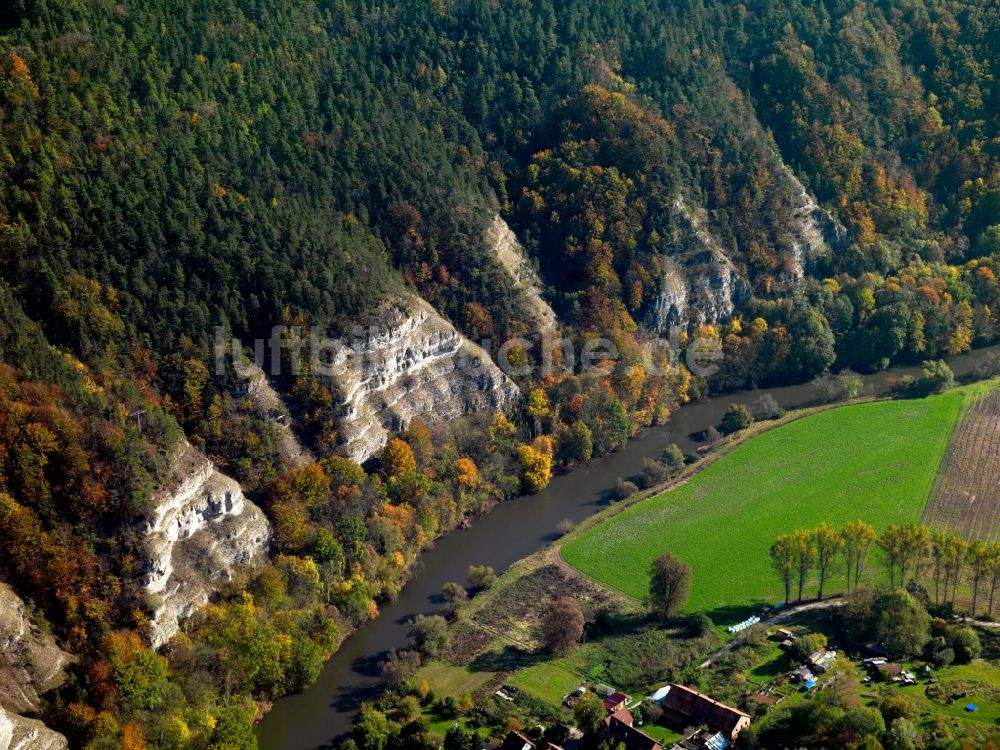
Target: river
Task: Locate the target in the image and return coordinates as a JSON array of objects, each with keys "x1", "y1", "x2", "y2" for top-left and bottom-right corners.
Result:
[{"x1": 255, "y1": 346, "x2": 1000, "y2": 749}]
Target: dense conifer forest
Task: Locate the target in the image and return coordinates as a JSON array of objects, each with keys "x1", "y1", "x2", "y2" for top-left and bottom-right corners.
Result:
[{"x1": 0, "y1": 0, "x2": 997, "y2": 747}]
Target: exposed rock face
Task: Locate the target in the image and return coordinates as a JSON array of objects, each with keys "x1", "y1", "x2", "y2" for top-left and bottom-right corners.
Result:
[
  {"x1": 327, "y1": 294, "x2": 520, "y2": 463},
  {"x1": 0, "y1": 584, "x2": 73, "y2": 716},
  {"x1": 774, "y1": 160, "x2": 848, "y2": 286},
  {"x1": 0, "y1": 706, "x2": 66, "y2": 750},
  {"x1": 142, "y1": 441, "x2": 272, "y2": 648},
  {"x1": 235, "y1": 361, "x2": 313, "y2": 467},
  {"x1": 646, "y1": 197, "x2": 751, "y2": 332},
  {"x1": 486, "y1": 215, "x2": 558, "y2": 337},
  {"x1": 0, "y1": 585, "x2": 71, "y2": 750}
]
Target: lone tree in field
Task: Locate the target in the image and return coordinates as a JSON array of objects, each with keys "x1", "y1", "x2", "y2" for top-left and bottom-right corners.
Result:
[
  {"x1": 813, "y1": 522, "x2": 844, "y2": 599},
  {"x1": 541, "y1": 596, "x2": 584, "y2": 654},
  {"x1": 649, "y1": 551, "x2": 692, "y2": 619},
  {"x1": 770, "y1": 535, "x2": 796, "y2": 603},
  {"x1": 841, "y1": 520, "x2": 876, "y2": 591}
]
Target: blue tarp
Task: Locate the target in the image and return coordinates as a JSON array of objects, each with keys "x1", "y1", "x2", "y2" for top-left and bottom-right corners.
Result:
[
  {"x1": 804, "y1": 680, "x2": 817, "y2": 689},
  {"x1": 965, "y1": 704, "x2": 978, "y2": 712}
]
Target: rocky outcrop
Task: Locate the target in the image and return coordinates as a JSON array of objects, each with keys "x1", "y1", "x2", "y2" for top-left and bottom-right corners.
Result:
[
  {"x1": 0, "y1": 585, "x2": 71, "y2": 750},
  {"x1": 646, "y1": 197, "x2": 751, "y2": 332},
  {"x1": 486, "y1": 215, "x2": 558, "y2": 337},
  {"x1": 0, "y1": 584, "x2": 73, "y2": 716},
  {"x1": 235, "y1": 361, "x2": 313, "y2": 468},
  {"x1": 142, "y1": 441, "x2": 271, "y2": 648},
  {"x1": 0, "y1": 706, "x2": 66, "y2": 750},
  {"x1": 774, "y1": 160, "x2": 847, "y2": 286},
  {"x1": 327, "y1": 294, "x2": 520, "y2": 463}
]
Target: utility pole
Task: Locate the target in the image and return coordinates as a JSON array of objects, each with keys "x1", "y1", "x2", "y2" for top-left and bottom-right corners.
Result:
[{"x1": 129, "y1": 408, "x2": 148, "y2": 437}]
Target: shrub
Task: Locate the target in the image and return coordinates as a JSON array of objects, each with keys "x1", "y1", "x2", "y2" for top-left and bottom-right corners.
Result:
[
  {"x1": 467, "y1": 565, "x2": 496, "y2": 592},
  {"x1": 661, "y1": 443, "x2": 686, "y2": 473},
  {"x1": 638, "y1": 457, "x2": 670, "y2": 488},
  {"x1": 751, "y1": 393, "x2": 784, "y2": 420},
  {"x1": 614, "y1": 478, "x2": 638, "y2": 499},
  {"x1": 721, "y1": 403, "x2": 754, "y2": 434}
]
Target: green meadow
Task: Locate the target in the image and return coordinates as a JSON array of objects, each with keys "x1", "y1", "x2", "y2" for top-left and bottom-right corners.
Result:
[{"x1": 561, "y1": 392, "x2": 966, "y2": 620}]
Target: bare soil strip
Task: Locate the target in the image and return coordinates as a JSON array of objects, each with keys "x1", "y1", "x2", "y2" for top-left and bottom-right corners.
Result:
[{"x1": 925, "y1": 389, "x2": 1000, "y2": 541}]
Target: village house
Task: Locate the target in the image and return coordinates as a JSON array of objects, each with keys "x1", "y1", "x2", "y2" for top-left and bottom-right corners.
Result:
[
  {"x1": 862, "y1": 658, "x2": 916, "y2": 685},
  {"x1": 807, "y1": 648, "x2": 837, "y2": 673},
  {"x1": 602, "y1": 708, "x2": 663, "y2": 750},
  {"x1": 498, "y1": 731, "x2": 536, "y2": 750},
  {"x1": 603, "y1": 691, "x2": 629, "y2": 712},
  {"x1": 864, "y1": 658, "x2": 902, "y2": 678},
  {"x1": 496, "y1": 731, "x2": 566, "y2": 750},
  {"x1": 652, "y1": 684, "x2": 752, "y2": 741},
  {"x1": 671, "y1": 729, "x2": 737, "y2": 750}
]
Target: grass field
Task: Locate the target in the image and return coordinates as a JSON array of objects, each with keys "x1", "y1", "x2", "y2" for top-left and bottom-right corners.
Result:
[
  {"x1": 507, "y1": 661, "x2": 585, "y2": 706},
  {"x1": 413, "y1": 662, "x2": 494, "y2": 697},
  {"x1": 561, "y1": 392, "x2": 967, "y2": 620},
  {"x1": 907, "y1": 660, "x2": 1000, "y2": 727}
]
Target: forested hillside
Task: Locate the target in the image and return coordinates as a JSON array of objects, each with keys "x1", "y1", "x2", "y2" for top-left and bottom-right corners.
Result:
[{"x1": 0, "y1": 0, "x2": 996, "y2": 747}]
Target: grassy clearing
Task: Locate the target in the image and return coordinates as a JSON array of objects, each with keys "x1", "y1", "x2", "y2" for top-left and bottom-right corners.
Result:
[
  {"x1": 562, "y1": 392, "x2": 967, "y2": 620},
  {"x1": 507, "y1": 661, "x2": 585, "y2": 706},
  {"x1": 414, "y1": 662, "x2": 494, "y2": 697},
  {"x1": 640, "y1": 724, "x2": 685, "y2": 744},
  {"x1": 909, "y1": 660, "x2": 1000, "y2": 726}
]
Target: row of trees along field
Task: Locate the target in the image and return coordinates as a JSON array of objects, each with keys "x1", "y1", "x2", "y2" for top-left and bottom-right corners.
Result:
[{"x1": 770, "y1": 522, "x2": 1000, "y2": 617}]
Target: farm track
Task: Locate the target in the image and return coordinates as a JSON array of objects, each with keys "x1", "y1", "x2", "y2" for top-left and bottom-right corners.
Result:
[
  {"x1": 925, "y1": 390, "x2": 1000, "y2": 541},
  {"x1": 697, "y1": 598, "x2": 845, "y2": 668}
]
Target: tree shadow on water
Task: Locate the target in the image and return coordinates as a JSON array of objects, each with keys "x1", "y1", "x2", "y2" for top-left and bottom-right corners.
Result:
[{"x1": 351, "y1": 650, "x2": 389, "y2": 679}]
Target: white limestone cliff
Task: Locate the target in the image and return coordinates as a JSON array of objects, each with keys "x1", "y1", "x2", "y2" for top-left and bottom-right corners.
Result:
[
  {"x1": 142, "y1": 441, "x2": 271, "y2": 648},
  {"x1": 234, "y1": 361, "x2": 313, "y2": 468},
  {"x1": 646, "y1": 197, "x2": 751, "y2": 332},
  {"x1": 486, "y1": 215, "x2": 558, "y2": 337},
  {"x1": 0, "y1": 584, "x2": 73, "y2": 717},
  {"x1": 774, "y1": 160, "x2": 848, "y2": 286},
  {"x1": 0, "y1": 584, "x2": 71, "y2": 750},
  {"x1": 327, "y1": 294, "x2": 520, "y2": 463},
  {"x1": 0, "y1": 706, "x2": 66, "y2": 750}
]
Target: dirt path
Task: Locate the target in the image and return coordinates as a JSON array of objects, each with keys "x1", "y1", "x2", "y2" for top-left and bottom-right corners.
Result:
[{"x1": 698, "y1": 598, "x2": 845, "y2": 669}]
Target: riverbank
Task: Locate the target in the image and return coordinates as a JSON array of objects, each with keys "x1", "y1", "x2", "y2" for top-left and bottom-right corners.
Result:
[
  {"x1": 400, "y1": 379, "x2": 995, "y2": 743},
  {"x1": 255, "y1": 347, "x2": 1000, "y2": 749}
]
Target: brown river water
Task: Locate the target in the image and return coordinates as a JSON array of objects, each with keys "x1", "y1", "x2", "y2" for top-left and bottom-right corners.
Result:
[{"x1": 255, "y1": 346, "x2": 1000, "y2": 749}]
